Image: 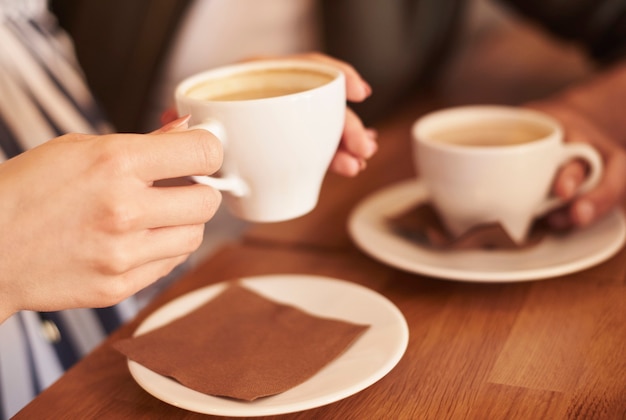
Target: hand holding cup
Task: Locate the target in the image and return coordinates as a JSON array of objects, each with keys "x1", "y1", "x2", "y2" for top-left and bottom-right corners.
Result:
[
  {"x1": 412, "y1": 105, "x2": 603, "y2": 244},
  {"x1": 176, "y1": 58, "x2": 356, "y2": 222}
]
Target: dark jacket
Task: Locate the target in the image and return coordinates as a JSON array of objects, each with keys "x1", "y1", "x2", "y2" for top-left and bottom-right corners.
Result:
[
  {"x1": 500, "y1": 0, "x2": 626, "y2": 63},
  {"x1": 50, "y1": 0, "x2": 626, "y2": 131}
]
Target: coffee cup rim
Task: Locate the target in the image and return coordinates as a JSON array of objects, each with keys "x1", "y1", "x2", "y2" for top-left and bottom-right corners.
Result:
[
  {"x1": 412, "y1": 105, "x2": 563, "y2": 153},
  {"x1": 175, "y1": 59, "x2": 344, "y2": 105}
]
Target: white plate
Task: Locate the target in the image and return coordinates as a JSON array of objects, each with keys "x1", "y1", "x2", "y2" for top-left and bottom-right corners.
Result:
[
  {"x1": 127, "y1": 274, "x2": 409, "y2": 417},
  {"x1": 349, "y1": 179, "x2": 626, "y2": 282}
]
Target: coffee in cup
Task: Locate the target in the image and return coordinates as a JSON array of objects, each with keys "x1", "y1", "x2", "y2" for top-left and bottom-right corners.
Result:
[{"x1": 183, "y1": 67, "x2": 336, "y2": 101}]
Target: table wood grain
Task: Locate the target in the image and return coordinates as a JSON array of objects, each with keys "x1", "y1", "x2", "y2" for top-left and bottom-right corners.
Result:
[{"x1": 14, "y1": 240, "x2": 626, "y2": 419}]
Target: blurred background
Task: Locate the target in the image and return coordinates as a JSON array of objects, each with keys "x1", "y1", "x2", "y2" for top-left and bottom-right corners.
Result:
[{"x1": 48, "y1": 0, "x2": 595, "y2": 265}]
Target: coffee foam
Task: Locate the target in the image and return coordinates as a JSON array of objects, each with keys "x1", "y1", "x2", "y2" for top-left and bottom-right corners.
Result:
[
  {"x1": 431, "y1": 120, "x2": 553, "y2": 147},
  {"x1": 185, "y1": 68, "x2": 335, "y2": 101}
]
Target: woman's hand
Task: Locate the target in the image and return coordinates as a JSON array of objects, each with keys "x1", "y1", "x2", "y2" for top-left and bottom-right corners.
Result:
[
  {"x1": 528, "y1": 102, "x2": 626, "y2": 229},
  {"x1": 288, "y1": 53, "x2": 378, "y2": 177},
  {"x1": 0, "y1": 117, "x2": 222, "y2": 322}
]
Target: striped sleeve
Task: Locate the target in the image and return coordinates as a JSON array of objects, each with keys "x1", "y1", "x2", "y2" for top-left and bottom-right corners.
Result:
[
  {"x1": 0, "y1": 0, "x2": 112, "y2": 159},
  {"x1": 0, "y1": 2, "x2": 139, "y2": 418}
]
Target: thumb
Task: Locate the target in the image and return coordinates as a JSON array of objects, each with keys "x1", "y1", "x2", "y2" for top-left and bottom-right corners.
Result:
[{"x1": 570, "y1": 151, "x2": 626, "y2": 226}]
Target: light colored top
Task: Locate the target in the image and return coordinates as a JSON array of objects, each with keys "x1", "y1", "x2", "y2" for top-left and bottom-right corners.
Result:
[{"x1": 145, "y1": 0, "x2": 322, "y2": 130}]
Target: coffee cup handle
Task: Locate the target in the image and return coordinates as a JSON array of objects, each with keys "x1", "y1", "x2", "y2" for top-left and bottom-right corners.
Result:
[
  {"x1": 188, "y1": 120, "x2": 249, "y2": 197},
  {"x1": 535, "y1": 142, "x2": 603, "y2": 216}
]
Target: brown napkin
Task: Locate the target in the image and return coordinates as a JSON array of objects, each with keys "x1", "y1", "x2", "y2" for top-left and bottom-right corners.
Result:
[
  {"x1": 388, "y1": 202, "x2": 553, "y2": 250},
  {"x1": 113, "y1": 283, "x2": 369, "y2": 401}
]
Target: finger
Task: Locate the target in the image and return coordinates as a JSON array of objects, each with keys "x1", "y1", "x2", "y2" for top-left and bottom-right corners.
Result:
[
  {"x1": 329, "y1": 150, "x2": 365, "y2": 177},
  {"x1": 552, "y1": 159, "x2": 587, "y2": 199},
  {"x1": 138, "y1": 184, "x2": 221, "y2": 229},
  {"x1": 341, "y1": 108, "x2": 378, "y2": 159},
  {"x1": 127, "y1": 253, "x2": 189, "y2": 291},
  {"x1": 128, "y1": 253, "x2": 190, "y2": 289},
  {"x1": 99, "y1": 254, "x2": 190, "y2": 307},
  {"x1": 125, "y1": 129, "x2": 224, "y2": 182},
  {"x1": 300, "y1": 53, "x2": 372, "y2": 102},
  {"x1": 144, "y1": 224, "x2": 207, "y2": 262},
  {"x1": 99, "y1": 224, "x2": 206, "y2": 276},
  {"x1": 570, "y1": 151, "x2": 626, "y2": 226}
]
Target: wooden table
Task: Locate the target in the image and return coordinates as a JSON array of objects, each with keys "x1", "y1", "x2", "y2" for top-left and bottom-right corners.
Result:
[{"x1": 15, "y1": 14, "x2": 626, "y2": 420}]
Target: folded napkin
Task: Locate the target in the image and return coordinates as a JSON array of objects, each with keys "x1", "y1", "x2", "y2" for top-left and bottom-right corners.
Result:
[
  {"x1": 388, "y1": 203, "x2": 552, "y2": 250},
  {"x1": 114, "y1": 283, "x2": 369, "y2": 401}
]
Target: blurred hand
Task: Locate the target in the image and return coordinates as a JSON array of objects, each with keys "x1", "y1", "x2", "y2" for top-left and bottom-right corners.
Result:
[
  {"x1": 161, "y1": 52, "x2": 378, "y2": 178},
  {"x1": 0, "y1": 116, "x2": 222, "y2": 322},
  {"x1": 528, "y1": 102, "x2": 626, "y2": 229}
]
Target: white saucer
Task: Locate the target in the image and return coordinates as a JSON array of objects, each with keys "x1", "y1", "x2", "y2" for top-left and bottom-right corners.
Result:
[
  {"x1": 348, "y1": 179, "x2": 626, "y2": 282},
  {"x1": 127, "y1": 274, "x2": 409, "y2": 417}
]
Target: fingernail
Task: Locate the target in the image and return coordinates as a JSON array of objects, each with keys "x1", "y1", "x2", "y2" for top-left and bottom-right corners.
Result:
[
  {"x1": 159, "y1": 108, "x2": 180, "y2": 126},
  {"x1": 365, "y1": 141, "x2": 378, "y2": 159},
  {"x1": 574, "y1": 200, "x2": 595, "y2": 226},
  {"x1": 158, "y1": 114, "x2": 190, "y2": 133},
  {"x1": 363, "y1": 128, "x2": 378, "y2": 158},
  {"x1": 362, "y1": 81, "x2": 372, "y2": 97}
]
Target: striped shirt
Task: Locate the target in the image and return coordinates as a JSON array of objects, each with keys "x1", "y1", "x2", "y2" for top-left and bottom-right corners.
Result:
[{"x1": 0, "y1": 1, "x2": 139, "y2": 418}]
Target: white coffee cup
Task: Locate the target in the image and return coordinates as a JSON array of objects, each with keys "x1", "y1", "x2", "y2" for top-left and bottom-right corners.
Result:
[
  {"x1": 412, "y1": 105, "x2": 603, "y2": 244},
  {"x1": 175, "y1": 59, "x2": 346, "y2": 222}
]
